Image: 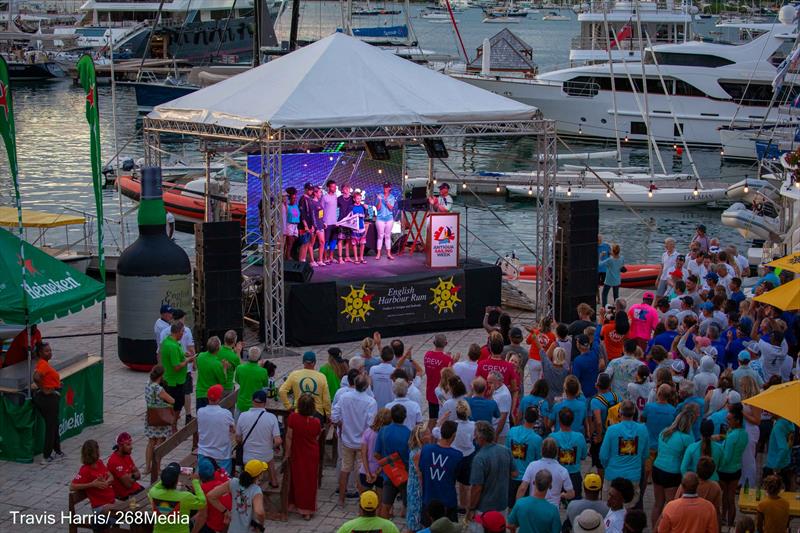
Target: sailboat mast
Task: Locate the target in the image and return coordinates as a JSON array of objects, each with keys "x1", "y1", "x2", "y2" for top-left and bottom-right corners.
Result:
[
  {"x1": 634, "y1": 0, "x2": 654, "y2": 178},
  {"x1": 253, "y1": 0, "x2": 261, "y2": 65},
  {"x1": 288, "y1": 0, "x2": 301, "y2": 51},
  {"x1": 602, "y1": 5, "x2": 622, "y2": 172}
]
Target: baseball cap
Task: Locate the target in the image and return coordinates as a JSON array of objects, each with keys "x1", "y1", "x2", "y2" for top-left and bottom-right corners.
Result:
[
  {"x1": 171, "y1": 308, "x2": 186, "y2": 320},
  {"x1": 642, "y1": 291, "x2": 655, "y2": 301},
  {"x1": 116, "y1": 432, "x2": 132, "y2": 445},
  {"x1": 244, "y1": 460, "x2": 269, "y2": 477},
  {"x1": 700, "y1": 346, "x2": 718, "y2": 359},
  {"x1": 677, "y1": 254, "x2": 686, "y2": 261},
  {"x1": 160, "y1": 304, "x2": 174, "y2": 314},
  {"x1": 303, "y1": 181, "x2": 313, "y2": 190},
  {"x1": 383, "y1": 181, "x2": 392, "y2": 188},
  {"x1": 328, "y1": 347, "x2": 344, "y2": 363},
  {"x1": 576, "y1": 334, "x2": 590, "y2": 346},
  {"x1": 671, "y1": 360, "x2": 686, "y2": 373},
  {"x1": 197, "y1": 457, "x2": 215, "y2": 480},
  {"x1": 583, "y1": 473, "x2": 602, "y2": 491},
  {"x1": 710, "y1": 245, "x2": 720, "y2": 254},
  {"x1": 359, "y1": 490, "x2": 379, "y2": 511},
  {"x1": 680, "y1": 296, "x2": 694, "y2": 307},
  {"x1": 207, "y1": 384, "x2": 223, "y2": 402},
  {"x1": 738, "y1": 349, "x2": 751, "y2": 362},
  {"x1": 302, "y1": 351, "x2": 316, "y2": 363},
  {"x1": 439, "y1": 182, "x2": 450, "y2": 190},
  {"x1": 704, "y1": 272, "x2": 719, "y2": 282},
  {"x1": 700, "y1": 301, "x2": 714, "y2": 311},
  {"x1": 509, "y1": 326, "x2": 523, "y2": 339},
  {"x1": 728, "y1": 390, "x2": 742, "y2": 404},
  {"x1": 160, "y1": 462, "x2": 181, "y2": 486},
  {"x1": 573, "y1": 509, "x2": 605, "y2": 533},
  {"x1": 746, "y1": 340, "x2": 761, "y2": 354},
  {"x1": 252, "y1": 390, "x2": 267, "y2": 403},
  {"x1": 697, "y1": 224, "x2": 706, "y2": 231},
  {"x1": 474, "y1": 511, "x2": 506, "y2": 533}
]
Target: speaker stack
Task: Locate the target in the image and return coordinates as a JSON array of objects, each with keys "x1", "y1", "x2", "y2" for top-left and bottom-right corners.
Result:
[
  {"x1": 194, "y1": 221, "x2": 244, "y2": 346},
  {"x1": 555, "y1": 200, "x2": 599, "y2": 323}
]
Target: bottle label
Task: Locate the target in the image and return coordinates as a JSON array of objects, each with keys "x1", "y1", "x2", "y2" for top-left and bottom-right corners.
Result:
[{"x1": 117, "y1": 273, "x2": 193, "y2": 341}]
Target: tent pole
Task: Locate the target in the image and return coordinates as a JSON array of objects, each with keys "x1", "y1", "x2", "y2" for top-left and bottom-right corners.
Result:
[
  {"x1": 100, "y1": 300, "x2": 106, "y2": 359},
  {"x1": 26, "y1": 322, "x2": 31, "y2": 400}
]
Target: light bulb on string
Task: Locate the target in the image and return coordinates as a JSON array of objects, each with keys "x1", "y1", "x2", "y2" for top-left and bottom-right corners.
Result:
[
  {"x1": 648, "y1": 180, "x2": 654, "y2": 199},
  {"x1": 624, "y1": 134, "x2": 629, "y2": 143},
  {"x1": 495, "y1": 179, "x2": 500, "y2": 193},
  {"x1": 566, "y1": 182, "x2": 572, "y2": 197},
  {"x1": 433, "y1": 178, "x2": 437, "y2": 185},
  {"x1": 528, "y1": 185, "x2": 533, "y2": 195},
  {"x1": 462, "y1": 181, "x2": 467, "y2": 189},
  {"x1": 743, "y1": 183, "x2": 749, "y2": 194},
  {"x1": 606, "y1": 188, "x2": 611, "y2": 198},
  {"x1": 693, "y1": 184, "x2": 699, "y2": 197},
  {"x1": 378, "y1": 169, "x2": 383, "y2": 174},
  {"x1": 578, "y1": 125, "x2": 582, "y2": 135}
]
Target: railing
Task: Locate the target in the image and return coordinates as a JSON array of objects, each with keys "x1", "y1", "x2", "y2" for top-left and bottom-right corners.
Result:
[
  {"x1": 569, "y1": 35, "x2": 680, "y2": 51},
  {"x1": 562, "y1": 79, "x2": 600, "y2": 97}
]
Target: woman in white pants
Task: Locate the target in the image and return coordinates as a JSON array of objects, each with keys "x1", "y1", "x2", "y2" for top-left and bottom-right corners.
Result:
[
  {"x1": 739, "y1": 375, "x2": 762, "y2": 487},
  {"x1": 374, "y1": 182, "x2": 396, "y2": 260}
]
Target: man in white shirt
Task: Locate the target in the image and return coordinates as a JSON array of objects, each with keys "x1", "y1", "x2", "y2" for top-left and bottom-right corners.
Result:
[
  {"x1": 453, "y1": 348, "x2": 479, "y2": 392},
  {"x1": 517, "y1": 437, "x2": 575, "y2": 506},
  {"x1": 604, "y1": 478, "x2": 636, "y2": 533},
  {"x1": 728, "y1": 245, "x2": 750, "y2": 277},
  {"x1": 488, "y1": 371, "x2": 512, "y2": 443},
  {"x1": 430, "y1": 183, "x2": 453, "y2": 212},
  {"x1": 197, "y1": 384, "x2": 235, "y2": 475},
  {"x1": 385, "y1": 379, "x2": 422, "y2": 431},
  {"x1": 331, "y1": 374, "x2": 377, "y2": 507},
  {"x1": 236, "y1": 390, "x2": 282, "y2": 486},
  {"x1": 686, "y1": 251, "x2": 707, "y2": 281},
  {"x1": 154, "y1": 304, "x2": 173, "y2": 342},
  {"x1": 657, "y1": 238, "x2": 679, "y2": 297},
  {"x1": 369, "y1": 347, "x2": 396, "y2": 409}
]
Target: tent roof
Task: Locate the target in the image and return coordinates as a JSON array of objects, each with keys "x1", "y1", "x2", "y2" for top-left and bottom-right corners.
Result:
[
  {"x1": 0, "y1": 206, "x2": 85, "y2": 228},
  {"x1": 148, "y1": 32, "x2": 538, "y2": 130},
  {"x1": 0, "y1": 227, "x2": 105, "y2": 324}
]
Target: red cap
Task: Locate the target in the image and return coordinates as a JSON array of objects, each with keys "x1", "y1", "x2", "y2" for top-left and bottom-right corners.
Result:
[
  {"x1": 207, "y1": 384, "x2": 224, "y2": 402},
  {"x1": 116, "y1": 432, "x2": 132, "y2": 445},
  {"x1": 474, "y1": 511, "x2": 506, "y2": 533},
  {"x1": 642, "y1": 291, "x2": 655, "y2": 301}
]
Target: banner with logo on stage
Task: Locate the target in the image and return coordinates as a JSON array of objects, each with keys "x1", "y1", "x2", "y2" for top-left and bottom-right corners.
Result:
[
  {"x1": 427, "y1": 212, "x2": 460, "y2": 268},
  {"x1": 337, "y1": 272, "x2": 466, "y2": 331}
]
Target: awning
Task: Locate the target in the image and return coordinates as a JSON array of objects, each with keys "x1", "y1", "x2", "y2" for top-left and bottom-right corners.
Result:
[
  {"x1": 753, "y1": 277, "x2": 800, "y2": 310},
  {"x1": 0, "y1": 207, "x2": 85, "y2": 229},
  {"x1": 767, "y1": 252, "x2": 800, "y2": 274},
  {"x1": 742, "y1": 381, "x2": 800, "y2": 425}
]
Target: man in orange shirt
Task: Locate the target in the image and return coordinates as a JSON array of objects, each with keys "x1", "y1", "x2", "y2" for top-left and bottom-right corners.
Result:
[
  {"x1": 658, "y1": 472, "x2": 718, "y2": 533},
  {"x1": 32, "y1": 341, "x2": 63, "y2": 464}
]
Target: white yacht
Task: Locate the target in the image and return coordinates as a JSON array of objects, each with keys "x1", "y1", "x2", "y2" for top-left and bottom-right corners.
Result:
[{"x1": 453, "y1": 16, "x2": 798, "y2": 147}]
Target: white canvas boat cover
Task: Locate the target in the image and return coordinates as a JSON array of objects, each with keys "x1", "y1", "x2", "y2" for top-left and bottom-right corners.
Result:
[{"x1": 148, "y1": 32, "x2": 538, "y2": 130}]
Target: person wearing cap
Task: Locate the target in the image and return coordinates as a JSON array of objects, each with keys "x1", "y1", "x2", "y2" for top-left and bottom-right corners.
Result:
[
  {"x1": 702, "y1": 271, "x2": 719, "y2": 296},
  {"x1": 656, "y1": 238, "x2": 679, "y2": 297},
  {"x1": 572, "y1": 509, "x2": 605, "y2": 533},
  {"x1": 236, "y1": 390, "x2": 282, "y2": 487},
  {"x1": 106, "y1": 432, "x2": 143, "y2": 500},
  {"x1": 509, "y1": 469, "x2": 561, "y2": 533},
  {"x1": 198, "y1": 384, "x2": 235, "y2": 475},
  {"x1": 336, "y1": 183, "x2": 355, "y2": 263},
  {"x1": 159, "y1": 321, "x2": 195, "y2": 431},
  {"x1": 657, "y1": 472, "x2": 719, "y2": 533},
  {"x1": 336, "y1": 490, "x2": 399, "y2": 533},
  {"x1": 475, "y1": 510, "x2": 507, "y2": 533},
  {"x1": 320, "y1": 347, "x2": 348, "y2": 399},
  {"x1": 283, "y1": 186, "x2": 300, "y2": 260},
  {"x1": 374, "y1": 181, "x2": 396, "y2": 261},
  {"x1": 600, "y1": 401, "x2": 649, "y2": 507},
  {"x1": 566, "y1": 474, "x2": 609, "y2": 532},
  {"x1": 322, "y1": 179, "x2": 340, "y2": 264},
  {"x1": 154, "y1": 304, "x2": 173, "y2": 342},
  {"x1": 692, "y1": 224, "x2": 710, "y2": 254},
  {"x1": 628, "y1": 293, "x2": 659, "y2": 350},
  {"x1": 148, "y1": 461, "x2": 206, "y2": 532},
  {"x1": 70, "y1": 439, "x2": 116, "y2": 512},
  {"x1": 234, "y1": 346, "x2": 269, "y2": 416},
  {"x1": 666, "y1": 254, "x2": 686, "y2": 290},
  {"x1": 732, "y1": 349, "x2": 763, "y2": 392},
  {"x1": 193, "y1": 457, "x2": 231, "y2": 533},
  {"x1": 207, "y1": 459, "x2": 268, "y2": 533},
  {"x1": 279, "y1": 350, "x2": 331, "y2": 419},
  {"x1": 297, "y1": 181, "x2": 316, "y2": 266},
  {"x1": 429, "y1": 182, "x2": 453, "y2": 213},
  {"x1": 195, "y1": 336, "x2": 226, "y2": 411}
]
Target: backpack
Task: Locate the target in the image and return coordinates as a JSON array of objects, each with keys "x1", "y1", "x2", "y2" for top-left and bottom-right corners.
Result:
[{"x1": 593, "y1": 391, "x2": 621, "y2": 428}]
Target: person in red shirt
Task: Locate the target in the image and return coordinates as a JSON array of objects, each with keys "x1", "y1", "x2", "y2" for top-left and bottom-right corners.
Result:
[
  {"x1": 476, "y1": 331, "x2": 520, "y2": 405},
  {"x1": 32, "y1": 341, "x2": 63, "y2": 464},
  {"x1": 106, "y1": 432, "x2": 143, "y2": 500},
  {"x1": 525, "y1": 317, "x2": 556, "y2": 361},
  {"x1": 599, "y1": 307, "x2": 629, "y2": 360},
  {"x1": 71, "y1": 439, "x2": 116, "y2": 511},
  {"x1": 423, "y1": 333, "x2": 456, "y2": 429},
  {"x1": 194, "y1": 457, "x2": 232, "y2": 533}
]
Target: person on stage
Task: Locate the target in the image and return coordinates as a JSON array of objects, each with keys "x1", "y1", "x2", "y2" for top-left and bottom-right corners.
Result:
[
  {"x1": 283, "y1": 186, "x2": 300, "y2": 260},
  {"x1": 337, "y1": 183, "x2": 355, "y2": 264},
  {"x1": 374, "y1": 181, "x2": 396, "y2": 261},
  {"x1": 311, "y1": 186, "x2": 326, "y2": 266},
  {"x1": 429, "y1": 182, "x2": 453, "y2": 213},
  {"x1": 350, "y1": 190, "x2": 368, "y2": 264},
  {"x1": 298, "y1": 182, "x2": 316, "y2": 266},
  {"x1": 322, "y1": 179, "x2": 340, "y2": 265}
]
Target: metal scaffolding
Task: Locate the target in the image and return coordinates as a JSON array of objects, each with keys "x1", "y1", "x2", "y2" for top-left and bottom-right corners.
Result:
[{"x1": 535, "y1": 121, "x2": 558, "y2": 322}]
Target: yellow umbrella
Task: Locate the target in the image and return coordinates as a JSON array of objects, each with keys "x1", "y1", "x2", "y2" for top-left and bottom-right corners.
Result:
[
  {"x1": 753, "y1": 278, "x2": 800, "y2": 310},
  {"x1": 767, "y1": 252, "x2": 800, "y2": 273},
  {"x1": 742, "y1": 381, "x2": 800, "y2": 426}
]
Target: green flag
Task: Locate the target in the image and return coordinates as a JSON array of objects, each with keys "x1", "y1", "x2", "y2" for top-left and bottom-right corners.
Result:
[{"x1": 76, "y1": 55, "x2": 105, "y2": 282}]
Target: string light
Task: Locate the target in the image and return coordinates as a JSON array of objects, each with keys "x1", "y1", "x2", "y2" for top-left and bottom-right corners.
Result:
[
  {"x1": 329, "y1": 156, "x2": 334, "y2": 161},
  {"x1": 404, "y1": 174, "x2": 409, "y2": 180},
  {"x1": 462, "y1": 181, "x2": 467, "y2": 189},
  {"x1": 378, "y1": 169, "x2": 383, "y2": 174},
  {"x1": 306, "y1": 149, "x2": 311, "y2": 154},
  {"x1": 433, "y1": 178, "x2": 437, "y2": 185},
  {"x1": 624, "y1": 135, "x2": 629, "y2": 142},
  {"x1": 720, "y1": 149, "x2": 724, "y2": 156},
  {"x1": 606, "y1": 188, "x2": 611, "y2": 198},
  {"x1": 528, "y1": 185, "x2": 533, "y2": 195},
  {"x1": 743, "y1": 183, "x2": 749, "y2": 194},
  {"x1": 673, "y1": 144, "x2": 678, "y2": 150},
  {"x1": 693, "y1": 184, "x2": 699, "y2": 197},
  {"x1": 648, "y1": 180, "x2": 654, "y2": 199},
  {"x1": 495, "y1": 179, "x2": 500, "y2": 193},
  {"x1": 566, "y1": 182, "x2": 572, "y2": 197},
  {"x1": 578, "y1": 126, "x2": 582, "y2": 135}
]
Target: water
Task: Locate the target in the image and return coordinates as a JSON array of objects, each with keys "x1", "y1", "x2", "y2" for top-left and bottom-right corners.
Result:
[{"x1": 0, "y1": 10, "x2": 762, "y2": 264}]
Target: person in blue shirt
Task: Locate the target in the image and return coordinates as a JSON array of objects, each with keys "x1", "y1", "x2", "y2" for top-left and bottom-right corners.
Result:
[
  {"x1": 375, "y1": 403, "x2": 411, "y2": 518},
  {"x1": 550, "y1": 407, "x2": 587, "y2": 500},
  {"x1": 597, "y1": 235, "x2": 611, "y2": 286},
  {"x1": 725, "y1": 319, "x2": 752, "y2": 371},
  {"x1": 571, "y1": 332, "x2": 601, "y2": 399},
  {"x1": 641, "y1": 384, "x2": 677, "y2": 454},
  {"x1": 647, "y1": 315, "x2": 680, "y2": 356},
  {"x1": 374, "y1": 181, "x2": 396, "y2": 261},
  {"x1": 506, "y1": 406, "x2": 543, "y2": 503},
  {"x1": 549, "y1": 376, "x2": 588, "y2": 436},
  {"x1": 466, "y1": 377, "x2": 500, "y2": 424},
  {"x1": 508, "y1": 469, "x2": 561, "y2": 533},
  {"x1": 764, "y1": 415, "x2": 796, "y2": 491},
  {"x1": 599, "y1": 400, "x2": 649, "y2": 506},
  {"x1": 651, "y1": 405, "x2": 698, "y2": 527},
  {"x1": 589, "y1": 373, "x2": 618, "y2": 478},
  {"x1": 517, "y1": 380, "x2": 550, "y2": 437},
  {"x1": 756, "y1": 266, "x2": 780, "y2": 291},
  {"x1": 728, "y1": 277, "x2": 746, "y2": 305},
  {"x1": 676, "y1": 380, "x2": 704, "y2": 439},
  {"x1": 417, "y1": 420, "x2": 463, "y2": 522},
  {"x1": 599, "y1": 243, "x2": 625, "y2": 307}
]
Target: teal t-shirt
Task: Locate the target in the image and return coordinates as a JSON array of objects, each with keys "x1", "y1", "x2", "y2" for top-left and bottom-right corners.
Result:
[
  {"x1": 707, "y1": 408, "x2": 729, "y2": 435},
  {"x1": 766, "y1": 418, "x2": 796, "y2": 470},
  {"x1": 590, "y1": 391, "x2": 619, "y2": 428},
  {"x1": 642, "y1": 402, "x2": 676, "y2": 450},
  {"x1": 653, "y1": 430, "x2": 694, "y2": 474},
  {"x1": 718, "y1": 427, "x2": 749, "y2": 473},
  {"x1": 508, "y1": 496, "x2": 561, "y2": 533},
  {"x1": 507, "y1": 425, "x2": 543, "y2": 480},
  {"x1": 550, "y1": 398, "x2": 588, "y2": 435},
  {"x1": 681, "y1": 440, "x2": 723, "y2": 481},
  {"x1": 550, "y1": 430, "x2": 587, "y2": 474},
  {"x1": 599, "y1": 420, "x2": 650, "y2": 482}
]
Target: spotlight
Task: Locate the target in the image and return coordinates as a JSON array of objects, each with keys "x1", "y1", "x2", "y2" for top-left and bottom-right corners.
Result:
[
  {"x1": 624, "y1": 135, "x2": 629, "y2": 142},
  {"x1": 578, "y1": 126, "x2": 582, "y2": 135},
  {"x1": 423, "y1": 138, "x2": 449, "y2": 159},
  {"x1": 364, "y1": 141, "x2": 390, "y2": 161},
  {"x1": 720, "y1": 149, "x2": 725, "y2": 156}
]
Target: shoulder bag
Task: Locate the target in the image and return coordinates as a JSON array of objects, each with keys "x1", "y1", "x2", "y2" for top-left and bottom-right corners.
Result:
[
  {"x1": 146, "y1": 386, "x2": 175, "y2": 427},
  {"x1": 234, "y1": 410, "x2": 266, "y2": 467}
]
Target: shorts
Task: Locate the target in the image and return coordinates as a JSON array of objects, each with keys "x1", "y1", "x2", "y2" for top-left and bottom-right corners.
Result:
[
  {"x1": 340, "y1": 445, "x2": 360, "y2": 473},
  {"x1": 570, "y1": 471, "x2": 583, "y2": 499},
  {"x1": 359, "y1": 473, "x2": 384, "y2": 490},
  {"x1": 428, "y1": 403, "x2": 440, "y2": 419},
  {"x1": 652, "y1": 466, "x2": 682, "y2": 488},
  {"x1": 456, "y1": 452, "x2": 474, "y2": 485},
  {"x1": 163, "y1": 383, "x2": 185, "y2": 415},
  {"x1": 718, "y1": 469, "x2": 742, "y2": 483},
  {"x1": 298, "y1": 232, "x2": 311, "y2": 245},
  {"x1": 324, "y1": 226, "x2": 338, "y2": 249},
  {"x1": 284, "y1": 223, "x2": 298, "y2": 237},
  {"x1": 381, "y1": 480, "x2": 407, "y2": 506},
  {"x1": 599, "y1": 272, "x2": 606, "y2": 286},
  {"x1": 196, "y1": 397, "x2": 209, "y2": 411},
  {"x1": 338, "y1": 226, "x2": 353, "y2": 240},
  {"x1": 184, "y1": 373, "x2": 193, "y2": 394},
  {"x1": 351, "y1": 230, "x2": 366, "y2": 244},
  {"x1": 590, "y1": 440, "x2": 603, "y2": 469}
]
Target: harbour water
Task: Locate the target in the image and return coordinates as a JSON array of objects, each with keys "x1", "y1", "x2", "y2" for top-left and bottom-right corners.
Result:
[{"x1": 0, "y1": 7, "x2": 761, "y2": 264}]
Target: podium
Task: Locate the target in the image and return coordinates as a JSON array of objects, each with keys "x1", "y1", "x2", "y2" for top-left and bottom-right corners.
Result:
[{"x1": 426, "y1": 212, "x2": 460, "y2": 268}]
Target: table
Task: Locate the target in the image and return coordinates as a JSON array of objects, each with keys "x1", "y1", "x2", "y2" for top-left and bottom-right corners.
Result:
[
  {"x1": 107, "y1": 490, "x2": 153, "y2": 533},
  {"x1": 400, "y1": 210, "x2": 428, "y2": 255},
  {"x1": 738, "y1": 489, "x2": 800, "y2": 516}
]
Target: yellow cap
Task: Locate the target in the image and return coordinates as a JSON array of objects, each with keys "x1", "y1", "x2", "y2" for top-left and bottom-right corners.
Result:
[
  {"x1": 360, "y1": 490, "x2": 379, "y2": 511},
  {"x1": 584, "y1": 473, "x2": 602, "y2": 491},
  {"x1": 244, "y1": 460, "x2": 269, "y2": 478}
]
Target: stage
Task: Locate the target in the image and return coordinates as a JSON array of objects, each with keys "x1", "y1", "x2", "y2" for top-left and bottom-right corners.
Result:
[{"x1": 274, "y1": 255, "x2": 501, "y2": 345}]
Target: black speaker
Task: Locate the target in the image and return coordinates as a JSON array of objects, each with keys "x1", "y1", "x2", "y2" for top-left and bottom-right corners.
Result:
[
  {"x1": 423, "y1": 138, "x2": 449, "y2": 158},
  {"x1": 555, "y1": 200, "x2": 599, "y2": 323},
  {"x1": 364, "y1": 141, "x2": 391, "y2": 161},
  {"x1": 284, "y1": 260, "x2": 314, "y2": 283}
]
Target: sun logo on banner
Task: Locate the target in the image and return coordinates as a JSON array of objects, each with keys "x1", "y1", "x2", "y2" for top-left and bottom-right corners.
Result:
[
  {"x1": 340, "y1": 284, "x2": 375, "y2": 323},
  {"x1": 430, "y1": 277, "x2": 462, "y2": 314}
]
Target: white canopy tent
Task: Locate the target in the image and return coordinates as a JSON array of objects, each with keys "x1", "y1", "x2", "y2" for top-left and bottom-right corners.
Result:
[{"x1": 148, "y1": 32, "x2": 538, "y2": 130}]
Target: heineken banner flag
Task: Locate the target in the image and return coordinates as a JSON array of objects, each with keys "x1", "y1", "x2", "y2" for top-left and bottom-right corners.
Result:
[
  {"x1": 337, "y1": 272, "x2": 465, "y2": 331},
  {"x1": 0, "y1": 361, "x2": 104, "y2": 463},
  {"x1": 76, "y1": 55, "x2": 105, "y2": 282},
  {"x1": 0, "y1": 57, "x2": 20, "y2": 216}
]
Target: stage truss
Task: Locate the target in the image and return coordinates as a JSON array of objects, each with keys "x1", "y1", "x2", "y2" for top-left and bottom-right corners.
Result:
[{"x1": 143, "y1": 117, "x2": 557, "y2": 353}]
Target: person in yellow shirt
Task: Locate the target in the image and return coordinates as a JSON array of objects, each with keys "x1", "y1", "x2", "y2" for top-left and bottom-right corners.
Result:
[{"x1": 279, "y1": 351, "x2": 331, "y2": 419}]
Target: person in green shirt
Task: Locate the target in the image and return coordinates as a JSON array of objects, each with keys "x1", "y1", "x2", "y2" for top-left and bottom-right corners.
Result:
[
  {"x1": 337, "y1": 491, "x2": 399, "y2": 533},
  {"x1": 218, "y1": 330, "x2": 242, "y2": 394},
  {"x1": 148, "y1": 462, "x2": 206, "y2": 533},
  {"x1": 319, "y1": 347, "x2": 348, "y2": 399},
  {"x1": 160, "y1": 323, "x2": 194, "y2": 431},
  {"x1": 195, "y1": 336, "x2": 227, "y2": 411},
  {"x1": 234, "y1": 346, "x2": 269, "y2": 416},
  {"x1": 715, "y1": 402, "x2": 749, "y2": 528}
]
